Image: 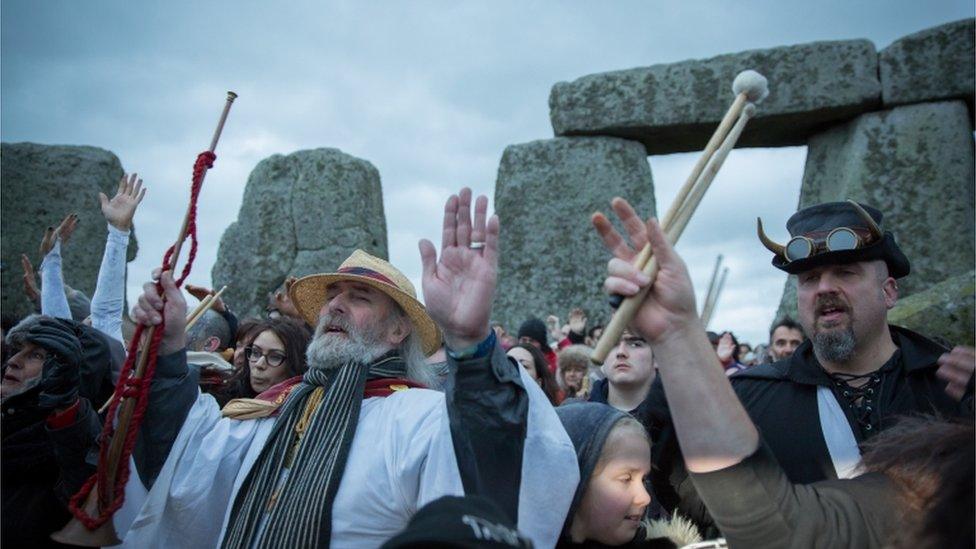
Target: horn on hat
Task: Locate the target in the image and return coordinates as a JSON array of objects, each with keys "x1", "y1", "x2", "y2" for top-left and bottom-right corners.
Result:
[
  {"x1": 756, "y1": 217, "x2": 786, "y2": 258},
  {"x1": 846, "y1": 200, "x2": 883, "y2": 241}
]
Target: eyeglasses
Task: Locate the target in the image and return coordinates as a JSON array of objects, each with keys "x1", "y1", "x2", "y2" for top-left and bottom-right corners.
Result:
[
  {"x1": 245, "y1": 346, "x2": 287, "y2": 367},
  {"x1": 784, "y1": 227, "x2": 872, "y2": 262}
]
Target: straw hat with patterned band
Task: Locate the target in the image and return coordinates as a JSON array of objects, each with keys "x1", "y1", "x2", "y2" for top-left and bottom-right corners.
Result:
[{"x1": 289, "y1": 249, "x2": 442, "y2": 356}]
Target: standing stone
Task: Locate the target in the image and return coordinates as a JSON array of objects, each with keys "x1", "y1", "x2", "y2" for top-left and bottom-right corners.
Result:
[
  {"x1": 493, "y1": 137, "x2": 655, "y2": 332},
  {"x1": 776, "y1": 101, "x2": 975, "y2": 322},
  {"x1": 212, "y1": 148, "x2": 387, "y2": 319},
  {"x1": 549, "y1": 40, "x2": 881, "y2": 154},
  {"x1": 880, "y1": 19, "x2": 975, "y2": 114},
  {"x1": 1, "y1": 143, "x2": 138, "y2": 320},
  {"x1": 887, "y1": 270, "x2": 975, "y2": 347}
]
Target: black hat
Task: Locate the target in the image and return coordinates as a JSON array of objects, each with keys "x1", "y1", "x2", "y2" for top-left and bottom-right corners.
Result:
[
  {"x1": 381, "y1": 495, "x2": 532, "y2": 548},
  {"x1": 517, "y1": 318, "x2": 550, "y2": 352},
  {"x1": 758, "y1": 201, "x2": 910, "y2": 278}
]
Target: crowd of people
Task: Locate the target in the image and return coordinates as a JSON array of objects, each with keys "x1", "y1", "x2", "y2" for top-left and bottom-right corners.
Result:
[{"x1": 1, "y1": 176, "x2": 973, "y2": 548}]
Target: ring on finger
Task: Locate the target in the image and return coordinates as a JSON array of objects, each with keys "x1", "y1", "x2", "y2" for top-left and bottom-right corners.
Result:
[{"x1": 469, "y1": 241, "x2": 486, "y2": 250}]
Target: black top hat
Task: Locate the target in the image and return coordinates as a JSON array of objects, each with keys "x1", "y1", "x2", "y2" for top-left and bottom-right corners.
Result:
[{"x1": 758, "y1": 201, "x2": 910, "y2": 278}]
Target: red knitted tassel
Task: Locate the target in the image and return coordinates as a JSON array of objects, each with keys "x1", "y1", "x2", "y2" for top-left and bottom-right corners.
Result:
[{"x1": 67, "y1": 151, "x2": 216, "y2": 529}]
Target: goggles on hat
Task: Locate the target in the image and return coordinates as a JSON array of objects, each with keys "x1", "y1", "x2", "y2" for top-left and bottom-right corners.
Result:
[
  {"x1": 758, "y1": 200, "x2": 884, "y2": 263},
  {"x1": 783, "y1": 226, "x2": 875, "y2": 262}
]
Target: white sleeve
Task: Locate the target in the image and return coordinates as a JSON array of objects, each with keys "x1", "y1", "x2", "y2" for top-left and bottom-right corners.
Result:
[
  {"x1": 39, "y1": 239, "x2": 72, "y2": 320},
  {"x1": 90, "y1": 224, "x2": 129, "y2": 344}
]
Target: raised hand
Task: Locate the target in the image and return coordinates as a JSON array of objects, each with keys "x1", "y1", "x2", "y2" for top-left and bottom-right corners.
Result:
[
  {"x1": 132, "y1": 270, "x2": 188, "y2": 355},
  {"x1": 40, "y1": 213, "x2": 79, "y2": 256},
  {"x1": 21, "y1": 254, "x2": 39, "y2": 303},
  {"x1": 185, "y1": 283, "x2": 226, "y2": 313},
  {"x1": 272, "y1": 276, "x2": 302, "y2": 319},
  {"x1": 568, "y1": 308, "x2": 587, "y2": 335},
  {"x1": 936, "y1": 346, "x2": 975, "y2": 402},
  {"x1": 594, "y1": 197, "x2": 699, "y2": 344},
  {"x1": 419, "y1": 187, "x2": 499, "y2": 350},
  {"x1": 716, "y1": 332, "x2": 735, "y2": 364},
  {"x1": 99, "y1": 173, "x2": 146, "y2": 231}
]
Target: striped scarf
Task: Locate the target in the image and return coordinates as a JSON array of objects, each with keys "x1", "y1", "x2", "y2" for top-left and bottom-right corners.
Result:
[{"x1": 221, "y1": 352, "x2": 407, "y2": 548}]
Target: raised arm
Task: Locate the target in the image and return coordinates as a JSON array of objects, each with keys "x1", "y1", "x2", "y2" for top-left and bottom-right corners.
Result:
[
  {"x1": 38, "y1": 214, "x2": 79, "y2": 320},
  {"x1": 128, "y1": 269, "x2": 199, "y2": 487},
  {"x1": 91, "y1": 173, "x2": 146, "y2": 344},
  {"x1": 418, "y1": 188, "x2": 529, "y2": 521},
  {"x1": 597, "y1": 199, "x2": 896, "y2": 547}
]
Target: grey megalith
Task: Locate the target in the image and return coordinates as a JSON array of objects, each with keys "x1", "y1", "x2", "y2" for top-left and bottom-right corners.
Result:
[
  {"x1": 493, "y1": 136, "x2": 655, "y2": 332},
  {"x1": 776, "y1": 101, "x2": 975, "y2": 322},
  {"x1": 212, "y1": 148, "x2": 387, "y2": 320},
  {"x1": 1, "y1": 143, "x2": 138, "y2": 320},
  {"x1": 549, "y1": 40, "x2": 881, "y2": 155},
  {"x1": 880, "y1": 18, "x2": 975, "y2": 116}
]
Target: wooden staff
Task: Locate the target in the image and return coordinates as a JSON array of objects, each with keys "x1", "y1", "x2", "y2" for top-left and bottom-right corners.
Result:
[
  {"x1": 700, "y1": 254, "x2": 724, "y2": 319},
  {"x1": 701, "y1": 266, "x2": 729, "y2": 329},
  {"x1": 591, "y1": 71, "x2": 767, "y2": 364},
  {"x1": 185, "y1": 285, "x2": 228, "y2": 331},
  {"x1": 52, "y1": 91, "x2": 237, "y2": 547}
]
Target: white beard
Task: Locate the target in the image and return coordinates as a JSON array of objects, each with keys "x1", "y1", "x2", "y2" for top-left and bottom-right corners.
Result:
[{"x1": 305, "y1": 313, "x2": 392, "y2": 371}]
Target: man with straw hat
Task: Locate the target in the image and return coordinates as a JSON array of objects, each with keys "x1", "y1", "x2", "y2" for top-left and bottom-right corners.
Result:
[{"x1": 114, "y1": 188, "x2": 576, "y2": 548}]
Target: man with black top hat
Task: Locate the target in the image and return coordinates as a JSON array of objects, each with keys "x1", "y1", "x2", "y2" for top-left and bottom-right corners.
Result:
[
  {"x1": 640, "y1": 200, "x2": 974, "y2": 532},
  {"x1": 742, "y1": 200, "x2": 974, "y2": 483}
]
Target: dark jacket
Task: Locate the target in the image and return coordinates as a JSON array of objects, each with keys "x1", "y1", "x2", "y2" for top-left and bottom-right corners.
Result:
[
  {"x1": 731, "y1": 325, "x2": 971, "y2": 484},
  {"x1": 652, "y1": 325, "x2": 972, "y2": 535},
  {"x1": 2, "y1": 390, "x2": 101, "y2": 548}
]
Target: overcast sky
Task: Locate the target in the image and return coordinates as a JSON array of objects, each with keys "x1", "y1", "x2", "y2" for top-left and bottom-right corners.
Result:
[{"x1": 2, "y1": 0, "x2": 972, "y2": 345}]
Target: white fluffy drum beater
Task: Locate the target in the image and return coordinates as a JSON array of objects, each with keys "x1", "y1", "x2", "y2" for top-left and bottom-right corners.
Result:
[{"x1": 591, "y1": 70, "x2": 769, "y2": 364}]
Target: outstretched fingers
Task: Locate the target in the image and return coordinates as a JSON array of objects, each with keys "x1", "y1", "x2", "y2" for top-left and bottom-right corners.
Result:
[
  {"x1": 483, "y1": 214, "x2": 500, "y2": 266},
  {"x1": 456, "y1": 187, "x2": 473, "y2": 247},
  {"x1": 611, "y1": 197, "x2": 650, "y2": 251},
  {"x1": 592, "y1": 212, "x2": 635, "y2": 261},
  {"x1": 644, "y1": 218, "x2": 677, "y2": 267},
  {"x1": 419, "y1": 239, "x2": 438, "y2": 280},
  {"x1": 471, "y1": 195, "x2": 488, "y2": 245},
  {"x1": 441, "y1": 194, "x2": 459, "y2": 252}
]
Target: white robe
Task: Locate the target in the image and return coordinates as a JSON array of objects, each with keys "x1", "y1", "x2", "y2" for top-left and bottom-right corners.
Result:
[{"x1": 115, "y1": 367, "x2": 577, "y2": 548}]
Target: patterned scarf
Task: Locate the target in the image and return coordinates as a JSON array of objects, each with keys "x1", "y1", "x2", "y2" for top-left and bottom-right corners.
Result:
[{"x1": 221, "y1": 352, "x2": 407, "y2": 548}]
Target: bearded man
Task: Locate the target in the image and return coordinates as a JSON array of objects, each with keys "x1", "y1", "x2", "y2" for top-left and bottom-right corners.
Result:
[
  {"x1": 108, "y1": 188, "x2": 575, "y2": 548},
  {"x1": 738, "y1": 200, "x2": 974, "y2": 482}
]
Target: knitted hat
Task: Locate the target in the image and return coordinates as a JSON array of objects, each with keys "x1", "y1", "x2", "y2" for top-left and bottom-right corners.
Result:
[{"x1": 517, "y1": 318, "x2": 550, "y2": 352}]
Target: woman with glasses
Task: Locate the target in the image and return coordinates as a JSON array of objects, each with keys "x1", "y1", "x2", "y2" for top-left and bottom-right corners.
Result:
[{"x1": 214, "y1": 317, "x2": 312, "y2": 405}]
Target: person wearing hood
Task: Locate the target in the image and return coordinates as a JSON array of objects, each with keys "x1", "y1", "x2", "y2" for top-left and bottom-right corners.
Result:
[
  {"x1": 1, "y1": 315, "x2": 109, "y2": 547},
  {"x1": 554, "y1": 402, "x2": 700, "y2": 548}
]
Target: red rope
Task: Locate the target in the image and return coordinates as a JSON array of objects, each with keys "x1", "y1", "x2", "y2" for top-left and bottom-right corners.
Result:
[{"x1": 67, "y1": 151, "x2": 216, "y2": 530}]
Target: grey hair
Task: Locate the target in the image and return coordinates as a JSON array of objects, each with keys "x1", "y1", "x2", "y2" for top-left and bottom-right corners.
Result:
[
  {"x1": 399, "y1": 329, "x2": 436, "y2": 388},
  {"x1": 185, "y1": 309, "x2": 232, "y2": 352},
  {"x1": 382, "y1": 305, "x2": 437, "y2": 388}
]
